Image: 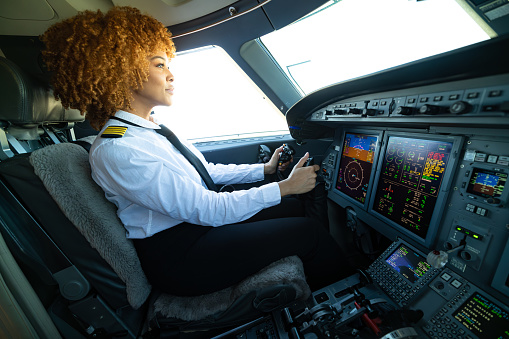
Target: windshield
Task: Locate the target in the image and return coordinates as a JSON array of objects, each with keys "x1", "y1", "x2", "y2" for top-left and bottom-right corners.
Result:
[
  {"x1": 260, "y1": 0, "x2": 491, "y2": 95},
  {"x1": 153, "y1": 46, "x2": 289, "y2": 142}
]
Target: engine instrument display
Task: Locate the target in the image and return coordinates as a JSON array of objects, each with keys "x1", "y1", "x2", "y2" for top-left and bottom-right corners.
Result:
[
  {"x1": 336, "y1": 133, "x2": 378, "y2": 204},
  {"x1": 372, "y1": 136, "x2": 453, "y2": 240},
  {"x1": 467, "y1": 167, "x2": 507, "y2": 198}
]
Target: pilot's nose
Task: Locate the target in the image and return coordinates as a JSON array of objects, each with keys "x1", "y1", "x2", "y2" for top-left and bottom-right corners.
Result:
[{"x1": 167, "y1": 69, "x2": 174, "y2": 82}]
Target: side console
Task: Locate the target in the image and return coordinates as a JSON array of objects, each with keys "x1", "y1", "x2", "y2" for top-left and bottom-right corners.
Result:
[{"x1": 213, "y1": 239, "x2": 509, "y2": 339}]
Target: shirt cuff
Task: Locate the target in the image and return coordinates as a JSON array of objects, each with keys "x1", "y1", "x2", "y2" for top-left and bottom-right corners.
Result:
[
  {"x1": 261, "y1": 181, "x2": 282, "y2": 207},
  {"x1": 255, "y1": 163, "x2": 266, "y2": 180}
]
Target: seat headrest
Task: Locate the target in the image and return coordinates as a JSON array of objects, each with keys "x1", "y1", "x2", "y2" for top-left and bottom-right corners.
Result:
[{"x1": 0, "y1": 57, "x2": 84, "y2": 125}]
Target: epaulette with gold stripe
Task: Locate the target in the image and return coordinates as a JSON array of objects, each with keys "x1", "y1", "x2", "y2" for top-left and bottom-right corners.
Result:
[{"x1": 101, "y1": 126, "x2": 128, "y2": 138}]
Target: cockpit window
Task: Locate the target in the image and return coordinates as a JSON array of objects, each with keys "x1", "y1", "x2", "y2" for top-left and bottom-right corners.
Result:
[
  {"x1": 260, "y1": 0, "x2": 491, "y2": 95},
  {"x1": 152, "y1": 46, "x2": 288, "y2": 142}
]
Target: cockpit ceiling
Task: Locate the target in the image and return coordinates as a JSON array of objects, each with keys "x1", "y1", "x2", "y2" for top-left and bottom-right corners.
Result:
[{"x1": 0, "y1": 0, "x2": 238, "y2": 36}]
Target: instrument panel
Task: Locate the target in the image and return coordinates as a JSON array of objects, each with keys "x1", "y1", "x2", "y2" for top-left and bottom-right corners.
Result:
[
  {"x1": 214, "y1": 37, "x2": 509, "y2": 339},
  {"x1": 214, "y1": 34, "x2": 509, "y2": 339},
  {"x1": 312, "y1": 74, "x2": 509, "y2": 338}
]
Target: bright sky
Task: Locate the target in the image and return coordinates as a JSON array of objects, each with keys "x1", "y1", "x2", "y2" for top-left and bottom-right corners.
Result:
[{"x1": 261, "y1": 0, "x2": 490, "y2": 94}]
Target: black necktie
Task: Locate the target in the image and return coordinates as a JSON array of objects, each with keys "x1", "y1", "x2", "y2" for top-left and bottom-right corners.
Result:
[
  {"x1": 108, "y1": 116, "x2": 217, "y2": 191},
  {"x1": 155, "y1": 125, "x2": 218, "y2": 192}
]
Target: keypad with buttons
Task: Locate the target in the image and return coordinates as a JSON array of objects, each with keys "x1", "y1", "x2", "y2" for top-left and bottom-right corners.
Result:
[{"x1": 366, "y1": 240, "x2": 440, "y2": 307}]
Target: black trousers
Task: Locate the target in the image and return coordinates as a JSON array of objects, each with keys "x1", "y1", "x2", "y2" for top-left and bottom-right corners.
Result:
[{"x1": 134, "y1": 196, "x2": 348, "y2": 296}]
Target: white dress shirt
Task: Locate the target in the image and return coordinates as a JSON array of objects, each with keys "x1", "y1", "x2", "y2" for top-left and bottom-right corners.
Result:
[{"x1": 89, "y1": 111, "x2": 282, "y2": 239}]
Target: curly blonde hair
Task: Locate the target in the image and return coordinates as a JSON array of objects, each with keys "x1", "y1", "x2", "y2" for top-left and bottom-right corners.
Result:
[{"x1": 41, "y1": 6, "x2": 176, "y2": 130}]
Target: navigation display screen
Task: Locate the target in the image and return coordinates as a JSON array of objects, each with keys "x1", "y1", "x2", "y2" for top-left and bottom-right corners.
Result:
[
  {"x1": 385, "y1": 245, "x2": 431, "y2": 283},
  {"x1": 453, "y1": 292, "x2": 509, "y2": 339},
  {"x1": 467, "y1": 168, "x2": 507, "y2": 198},
  {"x1": 336, "y1": 133, "x2": 378, "y2": 204},
  {"x1": 372, "y1": 136, "x2": 453, "y2": 240}
]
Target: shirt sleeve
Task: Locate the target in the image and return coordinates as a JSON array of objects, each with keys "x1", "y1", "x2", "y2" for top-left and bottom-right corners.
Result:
[
  {"x1": 91, "y1": 140, "x2": 281, "y2": 227},
  {"x1": 184, "y1": 141, "x2": 265, "y2": 185}
]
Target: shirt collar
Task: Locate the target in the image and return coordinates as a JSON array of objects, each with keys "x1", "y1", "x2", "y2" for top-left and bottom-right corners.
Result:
[{"x1": 114, "y1": 110, "x2": 161, "y2": 129}]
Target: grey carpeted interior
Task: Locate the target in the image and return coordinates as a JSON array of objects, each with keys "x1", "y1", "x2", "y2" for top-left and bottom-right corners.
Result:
[{"x1": 29, "y1": 140, "x2": 310, "y2": 320}]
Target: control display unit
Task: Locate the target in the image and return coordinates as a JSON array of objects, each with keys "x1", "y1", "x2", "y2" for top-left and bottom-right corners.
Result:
[
  {"x1": 385, "y1": 244, "x2": 431, "y2": 283},
  {"x1": 370, "y1": 133, "x2": 463, "y2": 246},
  {"x1": 467, "y1": 167, "x2": 507, "y2": 199},
  {"x1": 425, "y1": 269, "x2": 509, "y2": 339},
  {"x1": 367, "y1": 239, "x2": 440, "y2": 307},
  {"x1": 334, "y1": 131, "x2": 380, "y2": 207},
  {"x1": 453, "y1": 292, "x2": 509, "y2": 339}
]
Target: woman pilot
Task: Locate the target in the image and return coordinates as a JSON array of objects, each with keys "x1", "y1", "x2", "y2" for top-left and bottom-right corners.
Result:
[{"x1": 41, "y1": 6, "x2": 348, "y2": 296}]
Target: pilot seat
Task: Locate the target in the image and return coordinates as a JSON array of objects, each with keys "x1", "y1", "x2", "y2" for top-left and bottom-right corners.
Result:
[{"x1": 0, "y1": 56, "x2": 311, "y2": 338}]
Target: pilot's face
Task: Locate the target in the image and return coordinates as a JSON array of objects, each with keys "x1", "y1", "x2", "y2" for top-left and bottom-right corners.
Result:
[{"x1": 132, "y1": 51, "x2": 174, "y2": 111}]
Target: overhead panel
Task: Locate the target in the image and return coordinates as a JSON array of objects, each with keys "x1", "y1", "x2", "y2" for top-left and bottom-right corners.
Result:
[
  {"x1": 0, "y1": 0, "x2": 54, "y2": 20},
  {"x1": 114, "y1": 0, "x2": 238, "y2": 27}
]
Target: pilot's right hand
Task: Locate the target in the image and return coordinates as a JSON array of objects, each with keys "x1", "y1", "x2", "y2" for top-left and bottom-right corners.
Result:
[{"x1": 278, "y1": 152, "x2": 319, "y2": 197}]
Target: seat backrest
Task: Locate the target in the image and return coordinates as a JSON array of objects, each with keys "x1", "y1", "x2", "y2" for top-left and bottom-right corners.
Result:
[
  {"x1": 0, "y1": 57, "x2": 82, "y2": 125},
  {"x1": 29, "y1": 140, "x2": 152, "y2": 309},
  {"x1": 0, "y1": 55, "x2": 146, "y2": 337},
  {"x1": 0, "y1": 56, "x2": 84, "y2": 158}
]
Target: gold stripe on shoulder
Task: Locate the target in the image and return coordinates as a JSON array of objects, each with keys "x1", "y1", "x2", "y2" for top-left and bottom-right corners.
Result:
[{"x1": 101, "y1": 126, "x2": 128, "y2": 138}]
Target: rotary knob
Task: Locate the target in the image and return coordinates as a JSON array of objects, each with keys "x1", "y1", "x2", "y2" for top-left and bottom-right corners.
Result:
[
  {"x1": 419, "y1": 104, "x2": 441, "y2": 115},
  {"x1": 449, "y1": 101, "x2": 472, "y2": 114},
  {"x1": 363, "y1": 108, "x2": 377, "y2": 116},
  {"x1": 394, "y1": 106, "x2": 413, "y2": 115}
]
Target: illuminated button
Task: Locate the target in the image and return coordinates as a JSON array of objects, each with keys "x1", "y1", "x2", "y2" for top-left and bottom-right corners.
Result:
[
  {"x1": 441, "y1": 272, "x2": 452, "y2": 281},
  {"x1": 474, "y1": 153, "x2": 487, "y2": 162},
  {"x1": 471, "y1": 233, "x2": 484, "y2": 240},
  {"x1": 463, "y1": 149, "x2": 476, "y2": 161},
  {"x1": 434, "y1": 96, "x2": 443, "y2": 102},
  {"x1": 489, "y1": 90, "x2": 502, "y2": 97},
  {"x1": 467, "y1": 92, "x2": 479, "y2": 99},
  {"x1": 482, "y1": 105, "x2": 498, "y2": 112},
  {"x1": 420, "y1": 97, "x2": 429, "y2": 102},
  {"x1": 451, "y1": 280, "x2": 462, "y2": 288},
  {"x1": 487, "y1": 155, "x2": 498, "y2": 163},
  {"x1": 449, "y1": 94, "x2": 460, "y2": 100},
  {"x1": 497, "y1": 156, "x2": 509, "y2": 166}
]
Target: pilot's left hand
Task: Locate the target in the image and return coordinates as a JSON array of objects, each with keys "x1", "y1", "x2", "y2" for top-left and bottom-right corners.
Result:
[{"x1": 264, "y1": 145, "x2": 293, "y2": 174}]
